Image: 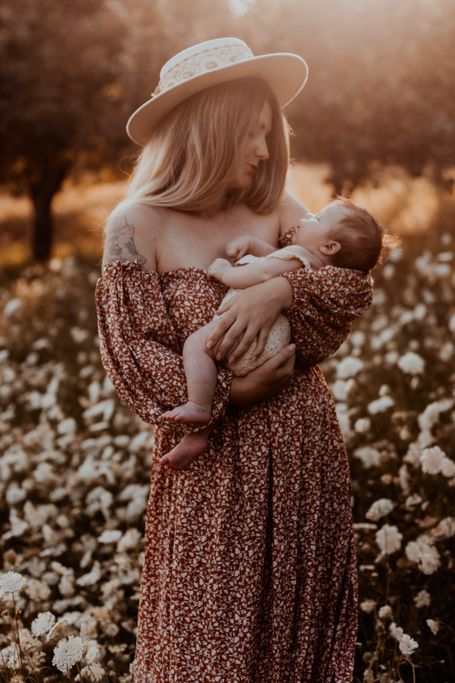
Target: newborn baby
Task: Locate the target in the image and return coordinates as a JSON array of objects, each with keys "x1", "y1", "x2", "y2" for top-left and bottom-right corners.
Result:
[{"x1": 159, "y1": 198, "x2": 382, "y2": 470}]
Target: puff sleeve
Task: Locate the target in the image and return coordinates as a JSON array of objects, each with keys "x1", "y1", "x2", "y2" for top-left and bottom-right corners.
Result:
[
  {"x1": 279, "y1": 265, "x2": 374, "y2": 369},
  {"x1": 95, "y1": 260, "x2": 233, "y2": 429}
]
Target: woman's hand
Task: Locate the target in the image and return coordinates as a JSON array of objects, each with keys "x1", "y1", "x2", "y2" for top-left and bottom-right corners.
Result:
[
  {"x1": 207, "y1": 277, "x2": 293, "y2": 363},
  {"x1": 229, "y1": 344, "x2": 296, "y2": 407}
]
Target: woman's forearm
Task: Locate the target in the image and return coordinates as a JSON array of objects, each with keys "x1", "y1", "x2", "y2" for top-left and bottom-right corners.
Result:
[{"x1": 260, "y1": 275, "x2": 294, "y2": 311}]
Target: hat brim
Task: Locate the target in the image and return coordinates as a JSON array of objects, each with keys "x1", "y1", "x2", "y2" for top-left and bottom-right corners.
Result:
[{"x1": 126, "y1": 53, "x2": 309, "y2": 146}]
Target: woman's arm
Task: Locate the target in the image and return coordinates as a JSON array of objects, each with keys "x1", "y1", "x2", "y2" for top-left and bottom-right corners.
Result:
[
  {"x1": 206, "y1": 267, "x2": 373, "y2": 368},
  {"x1": 97, "y1": 207, "x2": 233, "y2": 429}
]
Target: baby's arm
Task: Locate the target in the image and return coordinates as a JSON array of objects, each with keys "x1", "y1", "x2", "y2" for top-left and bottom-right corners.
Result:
[
  {"x1": 208, "y1": 249, "x2": 308, "y2": 289},
  {"x1": 226, "y1": 234, "x2": 276, "y2": 260}
]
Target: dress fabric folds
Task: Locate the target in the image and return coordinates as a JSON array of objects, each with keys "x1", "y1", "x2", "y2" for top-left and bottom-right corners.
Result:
[{"x1": 95, "y1": 226, "x2": 374, "y2": 683}]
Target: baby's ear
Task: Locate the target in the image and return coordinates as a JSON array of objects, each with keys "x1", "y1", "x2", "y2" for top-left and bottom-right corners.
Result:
[{"x1": 321, "y1": 241, "x2": 341, "y2": 255}]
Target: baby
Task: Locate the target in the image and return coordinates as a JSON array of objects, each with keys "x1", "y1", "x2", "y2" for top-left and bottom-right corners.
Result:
[{"x1": 159, "y1": 198, "x2": 382, "y2": 469}]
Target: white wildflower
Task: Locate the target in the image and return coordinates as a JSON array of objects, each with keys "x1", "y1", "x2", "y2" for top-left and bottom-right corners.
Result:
[
  {"x1": 331, "y1": 379, "x2": 354, "y2": 401},
  {"x1": 336, "y1": 356, "x2": 364, "y2": 379},
  {"x1": 350, "y1": 330, "x2": 365, "y2": 347},
  {"x1": 389, "y1": 622, "x2": 419, "y2": 656},
  {"x1": 98, "y1": 530, "x2": 122, "y2": 544},
  {"x1": 76, "y1": 562, "x2": 101, "y2": 587},
  {"x1": 3, "y1": 298, "x2": 23, "y2": 316},
  {"x1": 420, "y1": 446, "x2": 445, "y2": 474},
  {"x1": 418, "y1": 399, "x2": 453, "y2": 431},
  {"x1": 52, "y1": 636, "x2": 84, "y2": 672},
  {"x1": 353, "y1": 446, "x2": 381, "y2": 468},
  {"x1": 426, "y1": 619, "x2": 440, "y2": 635},
  {"x1": 405, "y1": 536, "x2": 441, "y2": 575},
  {"x1": 366, "y1": 498, "x2": 395, "y2": 521},
  {"x1": 405, "y1": 494, "x2": 422, "y2": 507},
  {"x1": 84, "y1": 639, "x2": 101, "y2": 664},
  {"x1": 31, "y1": 611, "x2": 56, "y2": 637},
  {"x1": 441, "y1": 457, "x2": 455, "y2": 478},
  {"x1": 367, "y1": 395, "x2": 395, "y2": 415},
  {"x1": 404, "y1": 442, "x2": 422, "y2": 466},
  {"x1": 433, "y1": 517, "x2": 455, "y2": 539},
  {"x1": 397, "y1": 351, "x2": 425, "y2": 375},
  {"x1": 414, "y1": 589, "x2": 431, "y2": 608},
  {"x1": 76, "y1": 662, "x2": 106, "y2": 682},
  {"x1": 399, "y1": 633, "x2": 419, "y2": 656},
  {"x1": 378, "y1": 605, "x2": 393, "y2": 620},
  {"x1": 0, "y1": 571, "x2": 26, "y2": 595},
  {"x1": 354, "y1": 417, "x2": 371, "y2": 434},
  {"x1": 58, "y1": 418, "x2": 77, "y2": 435},
  {"x1": 360, "y1": 599, "x2": 376, "y2": 613},
  {"x1": 117, "y1": 528, "x2": 141, "y2": 552},
  {"x1": 375, "y1": 524, "x2": 403, "y2": 555}
]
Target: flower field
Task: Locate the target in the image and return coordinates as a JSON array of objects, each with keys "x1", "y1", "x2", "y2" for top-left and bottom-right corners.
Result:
[{"x1": 0, "y1": 177, "x2": 454, "y2": 682}]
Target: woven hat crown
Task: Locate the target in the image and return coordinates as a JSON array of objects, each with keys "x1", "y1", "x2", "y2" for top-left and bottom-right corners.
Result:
[{"x1": 151, "y1": 38, "x2": 255, "y2": 97}]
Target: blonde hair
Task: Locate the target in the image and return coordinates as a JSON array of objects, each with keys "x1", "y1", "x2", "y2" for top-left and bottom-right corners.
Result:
[{"x1": 113, "y1": 77, "x2": 291, "y2": 219}]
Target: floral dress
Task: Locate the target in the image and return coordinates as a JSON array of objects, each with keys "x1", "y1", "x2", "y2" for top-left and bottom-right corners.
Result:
[{"x1": 95, "y1": 225, "x2": 374, "y2": 683}]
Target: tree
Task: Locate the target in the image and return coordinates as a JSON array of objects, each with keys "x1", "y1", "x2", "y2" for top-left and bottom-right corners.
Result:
[
  {"x1": 0, "y1": 0, "x2": 134, "y2": 260},
  {"x1": 240, "y1": 0, "x2": 455, "y2": 193},
  {"x1": 0, "y1": 0, "x2": 235, "y2": 261}
]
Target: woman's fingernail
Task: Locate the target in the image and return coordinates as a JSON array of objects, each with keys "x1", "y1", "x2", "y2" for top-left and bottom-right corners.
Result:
[
  {"x1": 207, "y1": 341, "x2": 213, "y2": 348},
  {"x1": 288, "y1": 344, "x2": 295, "y2": 352}
]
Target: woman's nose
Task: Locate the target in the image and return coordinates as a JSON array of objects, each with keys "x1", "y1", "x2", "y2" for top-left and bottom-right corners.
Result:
[{"x1": 255, "y1": 135, "x2": 270, "y2": 160}]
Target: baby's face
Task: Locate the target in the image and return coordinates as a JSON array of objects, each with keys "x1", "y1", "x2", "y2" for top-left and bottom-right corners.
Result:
[{"x1": 296, "y1": 202, "x2": 349, "y2": 251}]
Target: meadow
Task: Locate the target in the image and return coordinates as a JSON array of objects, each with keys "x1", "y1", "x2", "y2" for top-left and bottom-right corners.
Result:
[{"x1": 0, "y1": 164, "x2": 454, "y2": 682}]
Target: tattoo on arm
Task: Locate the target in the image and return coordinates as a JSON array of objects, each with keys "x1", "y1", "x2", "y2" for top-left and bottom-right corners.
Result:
[{"x1": 104, "y1": 215, "x2": 147, "y2": 266}]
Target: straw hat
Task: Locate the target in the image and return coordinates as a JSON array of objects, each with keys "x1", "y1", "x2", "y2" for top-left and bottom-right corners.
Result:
[{"x1": 126, "y1": 37, "x2": 309, "y2": 146}]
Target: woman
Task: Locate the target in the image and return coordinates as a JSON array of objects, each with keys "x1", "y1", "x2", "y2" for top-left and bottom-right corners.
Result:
[{"x1": 95, "y1": 37, "x2": 374, "y2": 682}]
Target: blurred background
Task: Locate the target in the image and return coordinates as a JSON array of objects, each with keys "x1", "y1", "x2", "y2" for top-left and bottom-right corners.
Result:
[
  {"x1": 1, "y1": 0, "x2": 455, "y2": 265},
  {"x1": 1, "y1": 2, "x2": 455, "y2": 682}
]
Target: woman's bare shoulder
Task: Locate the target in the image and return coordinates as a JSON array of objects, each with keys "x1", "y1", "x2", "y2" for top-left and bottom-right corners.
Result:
[{"x1": 102, "y1": 203, "x2": 169, "y2": 271}]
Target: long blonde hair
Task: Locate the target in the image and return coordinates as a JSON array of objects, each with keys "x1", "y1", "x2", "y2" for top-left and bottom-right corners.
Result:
[{"x1": 114, "y1": 77, "x2": 291, "y2": 218}]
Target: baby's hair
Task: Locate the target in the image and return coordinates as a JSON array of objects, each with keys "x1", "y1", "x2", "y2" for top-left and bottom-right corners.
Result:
[{"x1": 328, "y1": 197, "x2": 401, "y2": 273}]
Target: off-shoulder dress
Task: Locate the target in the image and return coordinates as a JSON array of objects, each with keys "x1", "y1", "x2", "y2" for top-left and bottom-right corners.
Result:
[{"x1": 95, "y1": 225, "x2": 374, "y2": 683}]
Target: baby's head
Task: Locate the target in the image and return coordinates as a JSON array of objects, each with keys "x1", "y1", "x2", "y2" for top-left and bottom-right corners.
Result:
[{"x1": 297, "y1": 199, "x2": 385, "y2": 273}]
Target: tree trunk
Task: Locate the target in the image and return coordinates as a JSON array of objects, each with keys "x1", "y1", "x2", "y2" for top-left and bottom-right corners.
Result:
[{"x1": 29, "y1": 164, "x2": 69, "y2": 262}]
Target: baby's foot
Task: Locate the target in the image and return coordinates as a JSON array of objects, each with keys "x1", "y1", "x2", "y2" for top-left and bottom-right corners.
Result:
[
  {"x1": 160, "y1": 401, "x2": 211, "y2": 425},
  {"x1": 159, "y1": 431, "x2": 209, "y2": 471}
]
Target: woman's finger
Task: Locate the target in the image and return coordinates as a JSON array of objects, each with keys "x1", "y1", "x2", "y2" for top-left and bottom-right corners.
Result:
[
  {"x1": 228, "y1": 327, "x2": 259, "y2": 363},
  {"x1": 252, "y1": 326, "x2": 271, "y2": 360},
  {"x1": 206, "y1": 311, "x2": 236, "y2": 348},
  {"x1": 215, "y1": 319, "x2": 248, "y2": 360},
  {"x1": 215, "y1": 296, "x2": 235, "y2": 316}
]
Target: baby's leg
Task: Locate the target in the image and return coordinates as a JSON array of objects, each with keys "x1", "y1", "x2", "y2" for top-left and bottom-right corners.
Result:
[
  {"x1": 159, "y1": 426, "x2": 212, "y2": 470},
  {"x1": 160, "y1": 320, "x2": 218, "y2": 425}
]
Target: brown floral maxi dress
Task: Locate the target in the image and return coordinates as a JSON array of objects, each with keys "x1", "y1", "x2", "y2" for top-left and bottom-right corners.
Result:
[{"x1": 95, "y1": 227, "x2": 374, "y2": 683}]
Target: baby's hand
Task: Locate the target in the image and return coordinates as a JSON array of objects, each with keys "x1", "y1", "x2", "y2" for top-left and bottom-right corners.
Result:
[
  {"x1": 225, "y1": 234, "x2": 250, "y2": 260},
  {"x1": 207, "y1": 257, "x2": 232, "y2": 281}
]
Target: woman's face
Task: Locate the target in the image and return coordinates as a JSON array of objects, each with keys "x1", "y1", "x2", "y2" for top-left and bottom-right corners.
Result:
[{"x1": 229, "y1": 101, "x2": 272, "y2": 190}]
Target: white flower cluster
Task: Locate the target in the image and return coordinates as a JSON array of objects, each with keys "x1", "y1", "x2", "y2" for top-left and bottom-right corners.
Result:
[{"x1": 389, "y1": 622, "x2": 419, "y2": 656}]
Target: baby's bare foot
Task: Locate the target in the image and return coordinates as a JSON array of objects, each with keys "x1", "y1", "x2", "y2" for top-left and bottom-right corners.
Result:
[
  {"x1": 160, "y1": 401, "x2": 211, "y2": 425},
  {"x1": 159, "y1": 431, "x2": 209, "y2": 470}
]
